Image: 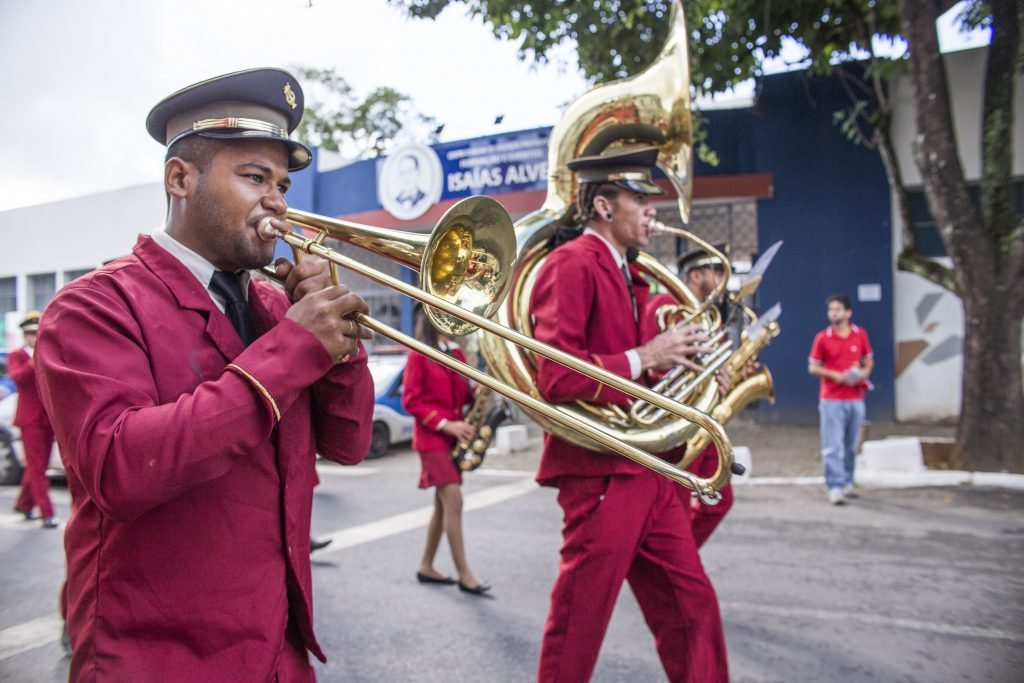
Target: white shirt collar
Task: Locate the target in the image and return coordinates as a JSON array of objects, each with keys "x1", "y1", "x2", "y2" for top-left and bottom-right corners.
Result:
[
  {"x1": 583, "y1": 227, "x2": 627, "y2": 269},
  {"x1": 151, "y1": 228, "x2": 251, "y2": 311}
]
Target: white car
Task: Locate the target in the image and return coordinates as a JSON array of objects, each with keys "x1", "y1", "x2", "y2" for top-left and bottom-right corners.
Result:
[
  {"x1": 368, "y1": 352, "x2": 414, "y2": 458},
  {"x1": 0, "y1": 392, "x2": 65, "y2": 484}
]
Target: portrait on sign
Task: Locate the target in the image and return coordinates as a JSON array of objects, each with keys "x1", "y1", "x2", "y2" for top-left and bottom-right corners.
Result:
[{"x1": 378, "y1": 144, "x2": 444, "y2": 221}]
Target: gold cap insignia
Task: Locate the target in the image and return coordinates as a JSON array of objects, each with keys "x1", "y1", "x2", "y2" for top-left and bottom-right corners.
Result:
[{"x1": 283, "y1": 83, "x2": 297, "y2": 110}]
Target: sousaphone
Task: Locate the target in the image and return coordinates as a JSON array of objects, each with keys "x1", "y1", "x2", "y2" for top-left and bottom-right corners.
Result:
[{"x1": 479, "y1": 0, "x2": 728, "y2": 481}]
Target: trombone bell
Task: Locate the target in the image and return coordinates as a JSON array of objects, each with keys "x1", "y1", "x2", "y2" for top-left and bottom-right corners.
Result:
[{"x1": 278, "y1": 196, "x2": 517, "y2": 336}]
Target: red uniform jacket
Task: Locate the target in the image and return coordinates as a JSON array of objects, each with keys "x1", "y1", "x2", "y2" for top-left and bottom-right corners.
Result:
[
  {"x1": 530, "y1": 234, "x2": 653, "y2": 484},
  {"x1": 402, "y1": 345, "x2": 473, "y2": 453},
  {"x1": 8, "y1": 347, "x2": 49, "y2": 427},
  {"x1": 35, "y1": 235, "x2": 374, "y2": 682}
]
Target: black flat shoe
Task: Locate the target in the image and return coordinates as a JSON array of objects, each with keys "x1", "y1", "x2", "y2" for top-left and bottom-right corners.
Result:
[
  {"x1": 417, "y1": 571, "x2": 456, "y2": 585},
  {"x1": 309, "y1": 538, "x2": 333, "y2": 553},
  {"x1": 458, "y1": 581, "x2": 493, "y2": 597}
]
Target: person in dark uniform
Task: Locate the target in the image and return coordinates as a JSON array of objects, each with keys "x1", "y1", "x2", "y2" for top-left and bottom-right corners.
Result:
[
  {"x1": 530, "y1": 146, "x2": 729, "y2": 682},
  {"x1": 34, "y1": 68, "x2": 375, "y2": 681},
  {"x1": 673, "y1": 245, "x2": 735, "y2": 547},
  {"x1": 402, "y1": 305, "x2": 490, "y2": 595},
  {"x1": 9, "y1": 311, "x2": 58, "y2": 529}
]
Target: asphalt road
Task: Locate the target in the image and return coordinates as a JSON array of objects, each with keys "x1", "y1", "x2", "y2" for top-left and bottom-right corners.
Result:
[{"x1": 1, "y1": 444, "x2": 1022, "y2": 682}]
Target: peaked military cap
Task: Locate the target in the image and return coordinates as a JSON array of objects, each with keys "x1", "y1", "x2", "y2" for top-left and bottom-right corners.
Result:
[
  {"x1": 678, "y1": 243, "x2": 728, "y2": 273},
  {"x1": 146, "y1": 67, "x2": 312, "y2": 171},
  {"x1": 567, "y1": 145, "x2": 665, "y2": 195},
  {"x1": 20, "y1": 311, "x2": 41, "y2": 333}
]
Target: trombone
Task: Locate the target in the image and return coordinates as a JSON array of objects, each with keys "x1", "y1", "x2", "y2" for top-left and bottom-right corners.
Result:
[{"x1": 258, "y1": 196, "x2": 733, "y2": 503}]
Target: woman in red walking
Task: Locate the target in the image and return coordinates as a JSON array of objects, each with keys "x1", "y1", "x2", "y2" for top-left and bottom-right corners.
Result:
[{"x1": 401, "y1": 305, "x2": 491, "y2": 596}]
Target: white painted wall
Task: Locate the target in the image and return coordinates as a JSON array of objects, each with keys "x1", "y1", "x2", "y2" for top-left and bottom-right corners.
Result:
[
  {"x1": 890, "y1": 46, "x2": 1024, "y2": 420},
  {"x1": 0, "y1": 182, "x2": 165, "y2": 347}
]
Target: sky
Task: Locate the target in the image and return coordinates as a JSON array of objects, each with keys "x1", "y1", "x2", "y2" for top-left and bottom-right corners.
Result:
[
  {"x1": 0, "y1": 0, "x2": 590, "y2": 212},
  {"x1": 0, "y1": 0, "x2": 989, "y2": 213}
]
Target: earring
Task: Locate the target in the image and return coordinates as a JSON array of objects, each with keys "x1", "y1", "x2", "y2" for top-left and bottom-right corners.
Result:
[{"x1": 605, "y1": 213, "x2": 613, "y2": 221}]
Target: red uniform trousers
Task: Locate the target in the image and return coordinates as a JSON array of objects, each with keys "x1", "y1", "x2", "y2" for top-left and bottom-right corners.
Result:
[
  {"x1": 685, "y1": 445, "x2": 734, "y2": 548},
  {"x1": 538, "y1": 469, "x2": 728, "y2": 683},
  {"x1": 15, "y1": 422, "x2": 55, "y2": 519},
  {"x1": 274, "y1": 619, "x2": 314, "y2": 682}
]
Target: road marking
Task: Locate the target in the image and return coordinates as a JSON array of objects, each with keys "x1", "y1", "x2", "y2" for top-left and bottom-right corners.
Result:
[
  {"x1": 721, "y1": 600, "x2": 1024, "y2": 643},
  {"x1": 0, "y1": 479, "x2": 540, "y2": 661},
  {"x1": 472, "y1": 468, "x2": 534, "y2": 478},
  {"x1": 0, "y1": 614, "x2": 61, "y2": 660},
  {"x1": 315, "y1": 477, "x2": 538, "y2": 555},
  {"x1": 315, "y1": 464, "x2": 379, "y2": 477}
]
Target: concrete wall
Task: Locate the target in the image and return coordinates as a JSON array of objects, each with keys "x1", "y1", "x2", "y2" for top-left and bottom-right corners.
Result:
[{"x1": 0, "y1": 182, "x2": 165, "y2": 347}]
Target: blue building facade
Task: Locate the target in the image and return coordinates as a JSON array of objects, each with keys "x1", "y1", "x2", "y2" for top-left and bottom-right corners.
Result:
[
  {"x1": 699, "y1": 72, "x2": 895, "y2": 423},
  {"x1": 288, "y1": 68, "x2": 895, "y2": 425}
]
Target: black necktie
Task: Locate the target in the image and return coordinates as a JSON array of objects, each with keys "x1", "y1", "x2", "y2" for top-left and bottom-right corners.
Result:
[
  {"x1": 210, "y1": 270, "x2": 257, "y2": 346},
  {"x1": 621, "y1": 263, "x2": 638, "y2": 321}
]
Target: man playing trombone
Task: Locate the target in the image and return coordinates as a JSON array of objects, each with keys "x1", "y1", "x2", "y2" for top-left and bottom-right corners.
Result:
[
  {"x1": 34, "y1": 68, "x2": 374, "y2": 681},
  {"x1": 530, "y1": 146, "x2": 729, "y2": 682}
]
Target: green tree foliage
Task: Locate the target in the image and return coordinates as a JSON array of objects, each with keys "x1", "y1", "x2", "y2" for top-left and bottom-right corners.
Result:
[
  {"x1": 293, "y1": 66, "x2": 439, "y2": 158},
  {"x1": 389, "y1": 1, "x2": 902, "y2": 87}
]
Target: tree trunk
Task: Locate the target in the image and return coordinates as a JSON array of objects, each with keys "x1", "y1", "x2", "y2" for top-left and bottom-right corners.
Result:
[
  {"x1": 900, "y1": 0, "x2": 1024, "y2": 473},
  {"x1": 958, "y1": 292, "x2": 1024, "y2": 473}
]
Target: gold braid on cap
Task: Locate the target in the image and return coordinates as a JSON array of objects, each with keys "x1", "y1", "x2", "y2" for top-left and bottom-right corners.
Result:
[
  {"x1": 684, "y1": 256, "x2": 724, "y2": 271},
  {"x1": 192, "y1": 117, "x2": 287, "y2": 138},
  {"x1": 605, "y1": 172, "x2": 654, "y2": 182}
]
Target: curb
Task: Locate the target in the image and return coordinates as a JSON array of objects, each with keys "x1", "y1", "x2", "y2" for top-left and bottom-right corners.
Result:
[{"x1": 734, "y1": 470, "x2": 1024, "y2": 491}]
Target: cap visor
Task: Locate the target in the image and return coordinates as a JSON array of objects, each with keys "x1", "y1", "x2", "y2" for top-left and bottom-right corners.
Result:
[
  {"x1": 614, "y1": 178, "x2": 664, "y2": 195},
  {"x1": 193, "y1": 130, "x2": 312, "y2": 171}
]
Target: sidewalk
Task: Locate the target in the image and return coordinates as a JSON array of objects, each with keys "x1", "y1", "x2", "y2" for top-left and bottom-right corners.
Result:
[{"x1": 483, "y1": 415, "x2": 1024, "y2": 491}]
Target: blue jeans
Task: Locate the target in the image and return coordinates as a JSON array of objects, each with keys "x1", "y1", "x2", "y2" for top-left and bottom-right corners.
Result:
[{"x1": 819, "y1": 399, "x2": 865, "y2": 492}]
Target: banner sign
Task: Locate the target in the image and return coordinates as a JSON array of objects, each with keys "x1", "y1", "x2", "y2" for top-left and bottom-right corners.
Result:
[{"x1": 376, "y1": 128, "x2": 551, "y2": 220}]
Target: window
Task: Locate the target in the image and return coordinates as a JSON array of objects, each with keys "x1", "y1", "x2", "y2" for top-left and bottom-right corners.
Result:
[
  {"x1": 63, "y1": 268, "x2": 92, "y2": 285},
  {"x1": 0, "y1": 277, "x2": 15, "y2": 315},
  {"x1": 28, "y1": 272, "x2": 56, "y2": 311},
  {"x1": 906, "y1": 179, "x2": 1024, "y2": 258},
  {"x1": 906, "y1": 192, "x2": 947, "y2": 258}
]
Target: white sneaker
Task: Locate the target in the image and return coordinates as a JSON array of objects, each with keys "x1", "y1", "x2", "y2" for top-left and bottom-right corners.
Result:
[
  {"x1": 828, "y1": 490, "x2": 846, "y2": 505},
  {"x1": 842, "y1": 485, "x2": 859, "y2": 499}
]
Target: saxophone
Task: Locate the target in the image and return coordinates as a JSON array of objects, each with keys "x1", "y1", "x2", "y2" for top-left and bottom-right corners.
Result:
[
  {"x1": 451, "y1": 386, "x2": 512, "y2": 471},
  {"x1": 678, "y1": 303, "x2": 782, "y2": 467}
]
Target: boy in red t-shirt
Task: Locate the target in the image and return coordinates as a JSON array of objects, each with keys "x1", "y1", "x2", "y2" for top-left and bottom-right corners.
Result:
[{"x1": 808, "y1": 294, "x2": 874, "y2": 505}]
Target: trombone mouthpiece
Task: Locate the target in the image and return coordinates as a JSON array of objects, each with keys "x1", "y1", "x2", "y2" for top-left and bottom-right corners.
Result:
[{"x1": 257, "y1": 216, "x2": 281, "y2": 242}]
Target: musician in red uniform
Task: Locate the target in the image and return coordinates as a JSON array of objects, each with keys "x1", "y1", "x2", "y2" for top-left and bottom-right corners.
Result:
[
  {"x1": 643, "y1": 245, "x2": 735, "y2": 548},
  {"x1": 10, "y1": 311, "x2": 58, "y2": 529},
  {"x1": 530, "y1": 146, "x2": 729, "y2": 682},
  {"x1": 402, "y1": 305, "x2": 490, "y2": 595},
  {"x1": 34, "y1": 69, "x2": 375, "y2": 681}
]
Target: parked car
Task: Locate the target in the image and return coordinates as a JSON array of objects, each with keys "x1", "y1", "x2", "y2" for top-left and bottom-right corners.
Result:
[
  {"x1": 368, "y1": 351, "x2": 414, "y2": 458},
  {"x1": 0, "y1": 351, "x2": 15, "y2": 398},
  {"x1": 0, "y1": 392, "x2": 65, "y2": 485}
]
